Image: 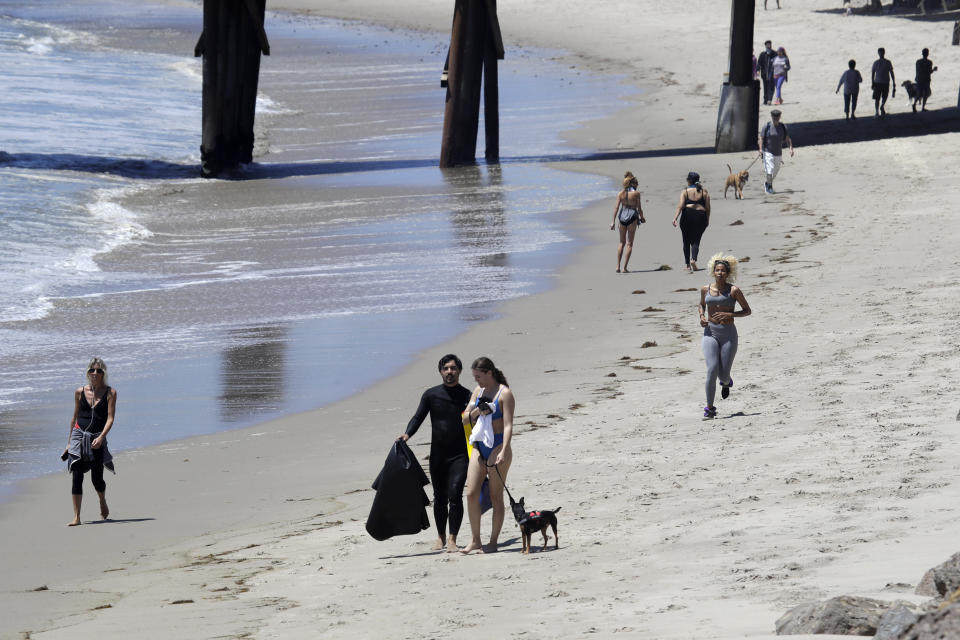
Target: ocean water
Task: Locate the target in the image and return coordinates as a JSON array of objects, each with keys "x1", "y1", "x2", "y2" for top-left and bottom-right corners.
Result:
[{"x1": 0, "y1": 1, "x2": 635, "y2": 492}]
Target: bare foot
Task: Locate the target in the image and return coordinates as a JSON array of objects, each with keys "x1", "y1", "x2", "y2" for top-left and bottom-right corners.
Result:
[
  {"x1": 615, "y1": 268, "x2": 621, "y2": 273},
  {"x1": 484, "y1": 540, "x2": 500, "y2": 553},
  {"x1": 431, "y1": 538, "x2": 444, "y2": 551},
  {"x1": 460, "y1": 541, "x2": 485, "y2": 555},
  {"x1": 445, "y1": 537, "x2": 459, "y2": 553},
  {"x1": 623, "y1": 268, "x2": 630, "y2": 273},
  {"x1": 100, "y1": 502, "x2": 109, "y2": 520},
  {"x1": 68, "y1": 518, "x2": 81, "y2": 527}
]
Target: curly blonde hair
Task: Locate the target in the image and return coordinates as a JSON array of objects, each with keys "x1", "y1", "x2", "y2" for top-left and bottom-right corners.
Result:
[{"x1": 706, "y1": 253, "x2": 739, "y2": 282}]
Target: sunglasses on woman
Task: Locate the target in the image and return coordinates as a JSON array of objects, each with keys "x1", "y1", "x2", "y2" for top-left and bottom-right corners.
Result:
[{"x1": 88, "y1": 368, "x2": 104, "y2": 374}]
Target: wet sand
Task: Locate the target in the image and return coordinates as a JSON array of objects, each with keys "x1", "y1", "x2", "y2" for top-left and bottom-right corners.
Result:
[{"x1": 4, "y1": 1, "x2": 960, "y2": 638}]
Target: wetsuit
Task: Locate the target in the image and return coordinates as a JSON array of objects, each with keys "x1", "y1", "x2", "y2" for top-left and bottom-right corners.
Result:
[
  {"x1": 70, "y1": 386, "x2": 111, "y2": 495},
  {"x1": 405, "y1": 383, "x2": 472, "y2": 539}
]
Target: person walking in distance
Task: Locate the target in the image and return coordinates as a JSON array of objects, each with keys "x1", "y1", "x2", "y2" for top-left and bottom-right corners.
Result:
[
  {"x1": 758, "y1": 109, "x2": 794, "y2": 194},
  {"x1": 871, "y1": 47, "x2": 896, "y2": 116},
  {"x1": 611, "y1": 173, "x2": 645, "y2": 273},
  {"x1": 914, "y1": 48, "x2": 937, "y2": 112},
  {"x1": 757, "y1": 40, "x2": 776, "y2": 105},
  {"x1": 836, "y1": 59, "x2": 863, "y2": 120},
  {"x1": 672, "y1": 171, "x2": 711, "y2": 273},
  {"x1": 398, "y1": 354, "x2": 472, "y2": 552},
  {"x1": 771, "y1": 47, "x2": 791, "y2": 105}
]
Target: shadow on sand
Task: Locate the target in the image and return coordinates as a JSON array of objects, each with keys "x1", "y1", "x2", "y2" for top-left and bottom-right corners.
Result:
[
  {"x1": 0, "y1": 151, "x2": 196, "y2": 179},
  {"x1": 81, "y1": 517, "x2": 156, "y2": 525},
  {"x1": 3, "y1": 107, "x2": 957, "y2": 182},
  {"x1": 788, "y1": 105, "x2": 960, "y2": 148},
  {"x1": 814, "y1": 6, "x2": 960, "y2": 21}
]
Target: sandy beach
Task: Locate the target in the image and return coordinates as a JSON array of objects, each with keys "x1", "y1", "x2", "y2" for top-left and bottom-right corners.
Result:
[{"x1": 3, "y1": 1, "x2": 960, "y2": 638}]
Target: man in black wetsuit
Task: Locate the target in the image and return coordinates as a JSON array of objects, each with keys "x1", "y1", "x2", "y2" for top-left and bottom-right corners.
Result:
[{"x1": 397, "y1": 354, "x2": 472, "y2": 552}]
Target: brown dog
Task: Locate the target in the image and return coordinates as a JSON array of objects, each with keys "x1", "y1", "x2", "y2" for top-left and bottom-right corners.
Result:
[{"x1": 724, "y1": 164, "x2": 749, "y2": 199}]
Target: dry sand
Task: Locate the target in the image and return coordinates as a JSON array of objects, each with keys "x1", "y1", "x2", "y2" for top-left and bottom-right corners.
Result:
[{"x1": 3, "y1": 1, "x2": 960, "y2": 638}]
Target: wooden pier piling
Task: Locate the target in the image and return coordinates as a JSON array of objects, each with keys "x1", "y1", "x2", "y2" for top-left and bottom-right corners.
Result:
[
  {"x1": 196, "y1": 0, "x2": 270, "y2": 178},
  {"x1": 715, "y1": 0, "x2": 759, "y2": 153},
  {"x1": 440, "y1": 0, "x2": 504, "y2": 168}
]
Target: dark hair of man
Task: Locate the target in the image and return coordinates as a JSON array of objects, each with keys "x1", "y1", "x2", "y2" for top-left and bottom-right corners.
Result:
[
  {"x1": 848, "y1": 59, "x2": 856, "y2": 69},
  {"x1": 878, "y1": 47, "x2": 885, "y2": 56},
  {"x1": 438, "y1": 354, "x2": 462, "y2": 372},
  {"x1": 922, "y1": 48, "x2": 929, "y2": 57}
]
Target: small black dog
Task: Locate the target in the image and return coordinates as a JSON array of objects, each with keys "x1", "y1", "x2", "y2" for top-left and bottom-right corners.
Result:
[{"x1": 509, "y1": 496, "x2": 560, "y2": 554}]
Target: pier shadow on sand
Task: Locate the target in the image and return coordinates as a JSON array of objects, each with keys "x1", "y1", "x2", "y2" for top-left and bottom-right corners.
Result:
[
  {"x1": 0, "y1": 151, "x2": 196, "y2": 179},
  {"x1": 788, "y1": 105, "x2": 960, "y2": 148},
  {"x1": 230, "y1": 146, "x2": 716, "y2": 181},
  {"x1": 4, "y1": 108, "x2": 956, "y2": 182},
  {"x1": 237, "y1": 106, "x2": 958, "y2": 178},
  {"x1": 814, "y1": 7, "x2": 960, "y2": 21}
]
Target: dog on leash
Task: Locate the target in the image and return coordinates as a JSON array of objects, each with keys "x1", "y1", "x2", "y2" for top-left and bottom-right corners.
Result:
[
  {"x1": 509, "y1": 496, "x2": 560, "y2": 554},
  {"x1": 724, "y1": 164, "x2": 749, "y2": 199}
]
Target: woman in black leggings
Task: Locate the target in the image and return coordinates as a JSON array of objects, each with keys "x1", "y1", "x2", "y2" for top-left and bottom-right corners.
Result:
[
  {"x1": 63, "y1": 357, "x2": 117, "y2": 526},
  {"x1": 672, "y1": 171, "x2": 711, "y2": 273}
]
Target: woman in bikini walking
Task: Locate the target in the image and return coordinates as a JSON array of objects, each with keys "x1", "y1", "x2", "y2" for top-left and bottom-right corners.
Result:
[
  {"x1": 611, "y1": 173, "x2": 645, "y2": 273},
  {"x1": 461, "y1": 357, "x2": 515, "y2": 554}
]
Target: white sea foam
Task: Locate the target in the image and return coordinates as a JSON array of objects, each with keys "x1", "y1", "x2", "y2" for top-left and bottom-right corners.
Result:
[
  {"x1": 169, "y1": 58, "x2": 202, "y2": 82},
  {"x1": 256, "y1": 93, "x2": 293, "y2": 115},
  {"x1": 9, "y1": 17, "x2": 98, "y2": 53}
]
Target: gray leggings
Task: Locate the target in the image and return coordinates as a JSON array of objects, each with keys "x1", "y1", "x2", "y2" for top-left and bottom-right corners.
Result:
[{"x1": 702, "y1": 323, "x2": 738, "y2": 407}]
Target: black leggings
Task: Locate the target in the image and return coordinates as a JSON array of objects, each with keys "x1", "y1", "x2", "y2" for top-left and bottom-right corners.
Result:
[
  {"x1": 430, "y1": 453, "x2": 468, "y2": 539},
  {"x1": 679, "y1": 209, "x2": 708, "y2": 264},
  {"x1": 71, "y1": 447, "x2": 106, "y2": 495}
]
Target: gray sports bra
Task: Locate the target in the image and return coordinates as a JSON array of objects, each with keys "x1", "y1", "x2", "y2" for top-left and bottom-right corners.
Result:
[{"x1": 704, "y1": 287, "x2": 735, "y2": 309}]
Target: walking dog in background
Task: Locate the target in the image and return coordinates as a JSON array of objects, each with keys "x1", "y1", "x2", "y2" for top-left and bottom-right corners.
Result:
[
  {"x1": 510, "y1": 495, "x2": 560, "y2": 554},
  {"x1": 901, "y1": 80, "x2": 925, "y2": 112},
  {"x1": 724, "y1": 163, "x2": 749, "y2": 199}
]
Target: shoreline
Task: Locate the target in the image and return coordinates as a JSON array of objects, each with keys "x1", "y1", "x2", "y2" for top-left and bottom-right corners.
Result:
[
  {"x1": 0, "y1": 3, "x2": 627, "y2": 493},
  {"x1": 5, "y1": 1, "x2": 960, "y2": 638},
  {"x1": 0, "y1": 5, "x2": 651, "y2": 635}
]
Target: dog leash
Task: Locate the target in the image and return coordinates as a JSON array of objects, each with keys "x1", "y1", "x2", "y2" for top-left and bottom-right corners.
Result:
[
  {"x1": 744, "y1": 152, "x2": 762, "y2": 171},
  {"x1": 483, "y1": 458, "x2": 517, "y2": 503}
]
